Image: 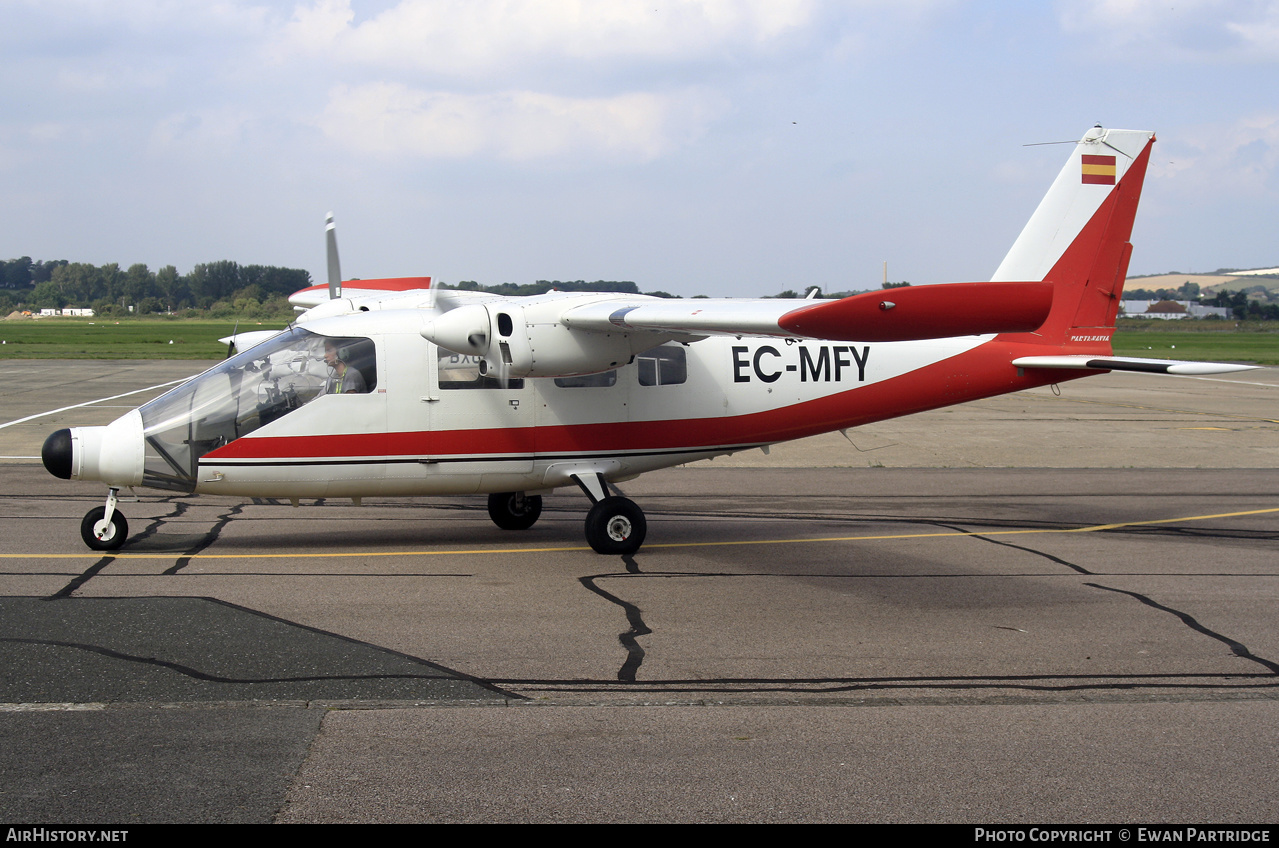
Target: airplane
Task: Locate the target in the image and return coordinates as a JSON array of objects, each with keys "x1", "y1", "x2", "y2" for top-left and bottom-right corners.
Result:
[{"x1": 40, "y1": 125, "x2": 1259, "y2": 555}]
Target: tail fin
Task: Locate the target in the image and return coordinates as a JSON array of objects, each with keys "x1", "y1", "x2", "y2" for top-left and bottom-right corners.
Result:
[{"x1": 993, "y1": 126, "x2": 1155, "y2": 349}]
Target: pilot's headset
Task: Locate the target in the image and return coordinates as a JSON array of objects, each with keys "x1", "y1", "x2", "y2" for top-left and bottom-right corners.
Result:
[{"x1": 325, "y1": 341, "x2": 353, "y2": 363}]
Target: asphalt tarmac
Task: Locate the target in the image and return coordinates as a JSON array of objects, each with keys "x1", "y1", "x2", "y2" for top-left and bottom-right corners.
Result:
[{"x1": 1, "y1": 361, "x2": 1277, "y2": 823}]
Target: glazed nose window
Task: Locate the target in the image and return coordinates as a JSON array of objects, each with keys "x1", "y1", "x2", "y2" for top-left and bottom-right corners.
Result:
[{"x1": 136, "y1": 328, "x2": 377, "y2": 489}]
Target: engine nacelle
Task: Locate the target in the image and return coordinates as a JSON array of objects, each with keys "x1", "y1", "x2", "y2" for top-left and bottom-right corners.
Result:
[{"x1": 422, "y1": 300, "x2": 661, "y2": 378}]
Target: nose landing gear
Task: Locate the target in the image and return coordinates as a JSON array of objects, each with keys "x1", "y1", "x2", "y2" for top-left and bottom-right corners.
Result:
[{"x1": 81, "y1": 487, "x2": 129, "y2": 551}]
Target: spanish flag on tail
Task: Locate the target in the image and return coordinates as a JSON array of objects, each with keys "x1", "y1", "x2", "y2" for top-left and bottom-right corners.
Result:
[{"x1": 1081, "y1": 154, "x2": 1117, "y2": 185}]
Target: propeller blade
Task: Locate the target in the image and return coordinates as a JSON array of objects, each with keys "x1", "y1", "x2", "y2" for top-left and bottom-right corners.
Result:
[
  {"x1": 495, "y1": 345, "x2": 510, "y2": 390},
  {"x1": 225, "y1": 320, "x2": 239, "y2": 359},
  {"x1": 326, "y1": 212, "x2": 342, "y2": 300}
]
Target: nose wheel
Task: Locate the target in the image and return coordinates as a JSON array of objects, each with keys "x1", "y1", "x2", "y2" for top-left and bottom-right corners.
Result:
[{"x1": 80, "y1": 488, "x2": 129, "y2": 551}]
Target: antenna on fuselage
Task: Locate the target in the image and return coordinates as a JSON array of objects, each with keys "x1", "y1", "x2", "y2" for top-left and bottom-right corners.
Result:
[{"x1": 326, "y1": 212, "x2": 342, "y2": 300}]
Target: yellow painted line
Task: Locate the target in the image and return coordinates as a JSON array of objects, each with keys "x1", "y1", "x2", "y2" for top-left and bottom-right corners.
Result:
[
  {"x1": 0, "y1": 545, "x2": 592, "y2": 560},
  {"x1": 642, "y1": 506, "x2": 1279, "y2": 550},
  {"x1": 2, "y1": 506, "x2": 1277, "y2": 560}
]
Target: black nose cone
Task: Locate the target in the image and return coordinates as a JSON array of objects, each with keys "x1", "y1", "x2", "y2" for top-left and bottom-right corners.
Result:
[{"x1": 42, "y1": 429, "x2": 73, "y2": 479}]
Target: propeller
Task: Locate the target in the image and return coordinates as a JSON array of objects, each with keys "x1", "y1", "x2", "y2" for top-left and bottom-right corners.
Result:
[
  {"x1": 225, "y1": 320, "x2": 239, "y2": 359},
  {"x1": 326, "y1": 212, "x2": 341, "y2": 300}
]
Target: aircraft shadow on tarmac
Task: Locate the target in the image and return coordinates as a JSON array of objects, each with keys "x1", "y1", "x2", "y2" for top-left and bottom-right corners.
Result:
[{"x1": 0, "y1": 596, "x2": 513, "y2": 703}]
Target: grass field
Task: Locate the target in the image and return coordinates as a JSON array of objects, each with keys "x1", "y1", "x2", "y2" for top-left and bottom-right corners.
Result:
[
  {"x1": 1113, "y1": 319, "x2": 1279, "y2": 365},
  {"x1": 0, "y1": 318, "x2": 287, "y2": 359},
  {"x1": 3, "y1": 316, "x2": 1278, "y2": 365}
]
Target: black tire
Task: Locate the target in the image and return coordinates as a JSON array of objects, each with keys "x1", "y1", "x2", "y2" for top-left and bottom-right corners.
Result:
[
  {"x1": 487, "y1": 492, "x2": 543, "y2": 530},
  {"x1": 585, "y1": 496, "x2": 646, "y2": 555},
  {"x1": 80, "y1": 506, "x2": 128, "y2": 551}
]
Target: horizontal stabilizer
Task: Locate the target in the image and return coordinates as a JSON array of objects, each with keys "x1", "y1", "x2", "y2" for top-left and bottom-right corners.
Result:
[
  {"x1": 1012, "y1": 355, "x2": 1260, "y2": 376},
  {"x1": 217, "y1": 329, "x2": 283, "y2": 352}
]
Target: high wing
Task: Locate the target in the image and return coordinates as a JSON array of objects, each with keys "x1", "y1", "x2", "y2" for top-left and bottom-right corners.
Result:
[
  {"x1": 416, "y1": 281, "x2": 1058, "y2": 378},
  {"x1": 561, "y1": 280, "x2": 1054, "y2": 342}
]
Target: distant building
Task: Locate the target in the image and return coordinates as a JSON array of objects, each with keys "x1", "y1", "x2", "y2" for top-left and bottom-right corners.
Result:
[
  {"x1": 38, "y1": 308, "x2": 95, "y2": 317},
  {"x1": 1120, "y1": 300, "x2": 1229, "y2": 320}
]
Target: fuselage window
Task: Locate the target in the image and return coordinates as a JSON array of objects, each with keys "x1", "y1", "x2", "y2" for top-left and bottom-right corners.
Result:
[
  {"x1": 637, "y1": 344, "x2": 687, "y2": 387},
  {"x1": 438, "y1": 349, "x2": 525, "y2": 390},
  {"x1": 554, "y1": 370, "x2": 617, "y2": 388}
]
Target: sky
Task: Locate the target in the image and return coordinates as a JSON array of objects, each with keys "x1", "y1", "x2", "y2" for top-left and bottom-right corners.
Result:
[{"x1": 2, "y1": 0, "x2": 1277, "y2": 297}]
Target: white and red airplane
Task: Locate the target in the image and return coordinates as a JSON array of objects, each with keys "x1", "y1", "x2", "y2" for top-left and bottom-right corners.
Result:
[{"x1": 41, "y1": 125, "x2": 1257, "y2": 555}]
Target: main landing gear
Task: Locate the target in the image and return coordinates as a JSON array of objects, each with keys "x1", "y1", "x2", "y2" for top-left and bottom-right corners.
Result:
[
  {"x1": 487, "y1": 491, "x2": 543, "y2": 530},
  {"x1": 584, "y1": 496, "x2": 646, "y2": 556},
  {"x1": 81, "y1": 487, "x2": 129, "y2": 551},
  {"x1": 485, "y1": 474, "x2": 648, "y2": 556}
]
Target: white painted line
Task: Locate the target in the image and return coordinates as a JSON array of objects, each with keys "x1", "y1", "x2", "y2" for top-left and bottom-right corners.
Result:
[
  {"x1": 1186, "y1": 375, "x2": 1279, "y2": 388},
  {"x1": 0, "y1": 378, "x2": 189, "y2": 430},
  {"x1": 0, "y1": 703, "x2": 106, "y2": 712}
]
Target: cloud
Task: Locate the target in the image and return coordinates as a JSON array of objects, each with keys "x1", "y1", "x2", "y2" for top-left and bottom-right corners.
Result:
[
  {"x1": 316, "y1": 82, "x2": 726, "y2": 161},
  {"x1": 282, "y1": 0, "x2": 816, "y2": 76},
  {"x1": 149, "y1": 107, "x2": 256, "y2": 152},
  {"x1": 1059, "y1": 0, "x2": 1279, "y2": 61},
  {"x1": 1154, "y1": 113, "x2": 1279, "y2": 196}
]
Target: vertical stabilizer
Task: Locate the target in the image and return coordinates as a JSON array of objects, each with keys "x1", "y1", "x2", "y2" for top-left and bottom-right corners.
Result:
[{"x1": 993, "y1": 126, "x2": 1155, "y2": 348}]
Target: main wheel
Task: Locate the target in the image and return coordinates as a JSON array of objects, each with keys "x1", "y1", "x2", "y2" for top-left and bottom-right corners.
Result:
[
  {"x1": 487, "y1": 492, "x2": 543, "y2": 530},
  {"x1": 80, "y1": 506, "x2": 129, "y2": 551},
  {"x1": 584, "y1": 496, "x2": 646, "y2": 555}
]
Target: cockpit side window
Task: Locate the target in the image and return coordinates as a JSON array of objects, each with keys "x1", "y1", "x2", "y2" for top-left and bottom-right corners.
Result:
[{"x1": 323, "y1": 337, "x2": 377, "y2": 394}]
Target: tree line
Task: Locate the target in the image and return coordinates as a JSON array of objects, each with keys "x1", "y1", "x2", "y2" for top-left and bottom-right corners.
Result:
[
  {"x1": 1, "y1": 256, "x2": 310, "y2": 318},
  {"x1": 9, "y1": 254, "x2": 1057, "y2": 318}
]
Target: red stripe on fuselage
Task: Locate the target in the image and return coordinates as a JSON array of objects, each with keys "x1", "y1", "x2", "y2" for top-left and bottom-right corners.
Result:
[{"x1": 201, "y1": 338, "x2": 1086, "y2": 465}]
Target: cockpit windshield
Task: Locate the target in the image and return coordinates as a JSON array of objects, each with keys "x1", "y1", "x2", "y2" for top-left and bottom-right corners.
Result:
[{"x1": 136, "y1": 327, "x2": 376, "y2": 491}]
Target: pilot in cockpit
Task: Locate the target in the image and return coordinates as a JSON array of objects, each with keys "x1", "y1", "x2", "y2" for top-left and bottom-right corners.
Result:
[{"x1": 323, "y1": 338, "x2": 368, "y2": 395}]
